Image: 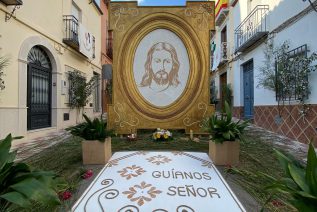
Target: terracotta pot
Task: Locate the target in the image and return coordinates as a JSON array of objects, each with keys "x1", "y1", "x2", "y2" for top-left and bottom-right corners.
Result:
[
  {"x1": 82, "y1": 137, "x2": 112, "y2": 165},
  {"x1": 209, "y1": 140, "x2": 240, "y2": 165}
]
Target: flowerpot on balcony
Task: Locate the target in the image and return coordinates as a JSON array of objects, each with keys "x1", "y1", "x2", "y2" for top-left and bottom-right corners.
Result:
[
  {"x1": 209, "y1": 140, "x2": 240, "y2": 165},
  {"x1": 82, "y1": 137, "x2": 112, "y2": 165}
]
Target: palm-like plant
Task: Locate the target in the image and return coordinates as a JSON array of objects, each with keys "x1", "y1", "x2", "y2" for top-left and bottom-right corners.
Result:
[
  {"x1": 68, "y1": 114, "x2": 110, "y2": 141},
  {"x1": 0, "y1": 134, "x2": 61, "y2": 211},
  {"x1": 203, "y1": 101, "x2": 249, "y2": 143},
  {"x1": 262, "y1": 143, "x2": 317, "y2": 211}
]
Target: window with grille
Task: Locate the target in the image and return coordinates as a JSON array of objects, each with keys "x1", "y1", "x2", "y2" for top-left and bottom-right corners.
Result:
[{"x1": 275, "y1": 44, "x2": 308, "y2": 102}]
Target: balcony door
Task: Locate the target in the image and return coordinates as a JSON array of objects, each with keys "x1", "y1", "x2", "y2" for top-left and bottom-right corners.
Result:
[
  {"x1": 27, "y1": 46, "x2": 52, "y2": 130},
  {"x1": 243, "y1": 60, "x2": 254, "y2": 119}
]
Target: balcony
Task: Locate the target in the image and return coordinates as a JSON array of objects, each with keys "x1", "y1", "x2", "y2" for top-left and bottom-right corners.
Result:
[
  {"x1": 0, "y1": 0, "x2": 22, "y2": 5},
  {"x1": 215, "y1": 0, "x2": 229, "y2": 27},
  {"x1": 235, "y1": 5, "x2": 269, "y2": 53},
  {"x1": 63, "y1": 15, "x2": 79, "y2": 50},
  {"x1": 218, "y1": 42, "x2": 229, "y2": 67},
  {"x1": 221, "y1": 42, "x2": 228, "y2": 61},
  {"x1": 106, "y1": 38, "x2": 113, "y2": 60}
]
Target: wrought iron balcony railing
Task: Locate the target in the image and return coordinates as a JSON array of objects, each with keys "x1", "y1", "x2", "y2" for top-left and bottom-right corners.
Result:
[
  {"x1": 235, "y1": 5, "x2": 269, "y2": 53},
  {"x1": 106, "y1": 38, "x2": 113, "y2": 60},
  {"x1": 221, "y1": 42, "x2": 228, "y2": 62},
  {"x1": 63, "y1": 15, "x2": 79, "y2": 49},
  {"x1": 0, "y1": 0, "x2": 22, "y2": 5}
]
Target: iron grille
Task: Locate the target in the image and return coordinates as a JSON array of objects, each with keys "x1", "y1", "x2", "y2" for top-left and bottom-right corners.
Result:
[
  {"x1": 221, "y1": 42, "x2": 228, "y2": 61},
  {"x1": 0, "y1": 0, "x2": 22, "y2": 6},
  {"x1": 235, "y1": 5, "x2": 269, "y2": 52},
  {"x1": 275, "y1": 44, "x2": 308, "y2": 102}
]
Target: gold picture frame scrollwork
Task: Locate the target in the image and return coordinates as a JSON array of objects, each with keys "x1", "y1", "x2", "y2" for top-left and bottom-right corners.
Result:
[
  {"x1": 184, "y1": 3, "x2": 214, "y2": 31},
  {"x1": 111, "y1": 4, "x2": 139, "y2": 32},
  {"x1": 183, "y1": 102, "x2": 208, "y2": 128},
  {"x1": 114, "y1": 103, "x2": 139, "y2": 128},
  {"x1": 108, "y1": 2, "x2": 215, "y2": 134}
]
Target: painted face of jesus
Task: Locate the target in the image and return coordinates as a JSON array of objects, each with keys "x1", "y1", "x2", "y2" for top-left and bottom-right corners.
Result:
[{"x1": 151, "y1": 49, "x2": 173, "y2": 86}]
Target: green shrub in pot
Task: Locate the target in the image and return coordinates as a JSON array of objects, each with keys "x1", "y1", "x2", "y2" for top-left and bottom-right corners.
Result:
[
  {"x1": 203, "y1": 101, "x2": 249, "y2": 143},
  {"x1": 68, "y1": 114, "x2": 111, "y2": 141},
  {"x1": 67, "y1": 114, "x2": 113, "y2": 165}
]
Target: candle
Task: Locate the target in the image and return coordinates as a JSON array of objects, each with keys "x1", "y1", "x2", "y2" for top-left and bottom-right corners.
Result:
[{"x1": 190, "y1": 130, "x2": 193, "y2": 140}]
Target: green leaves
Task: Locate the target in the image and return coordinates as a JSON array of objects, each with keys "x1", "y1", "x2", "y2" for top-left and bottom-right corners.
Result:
[
  {"x1": 0, "y1": 192, "x2": 31, "y2": 208},
  {"x1": 10, "y1": 178, "x2": 60, "y2": 206},
  {"x1": 0, "y1": 134, "x2": 61, "y2": 210},
  {"x1": 68, "y1": 114, "x2": 110, "y2": 141},
  {"x1": 0, "y1": 134, "x2": 15, "y2": 171},
  {"x1": 202, "y1": 101, "x2": 249, "y2": 143},
  {"x1": 306, "y1": 142, "x2": 317, "y2": 195},
  {"x1": 263, "y1": 142, "x2": 317, "y2": 211},
  {"x1": 68, "y1": 70, "x2": 98, "y2": 110}
]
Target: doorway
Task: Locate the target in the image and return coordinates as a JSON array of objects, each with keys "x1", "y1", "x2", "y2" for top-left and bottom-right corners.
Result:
[
  {"x1": 27, "y1": 46, "x2": 52, "y2": 130},
  {"x1": 243, "y1": 60, "x2": 254, "y2": 119}
]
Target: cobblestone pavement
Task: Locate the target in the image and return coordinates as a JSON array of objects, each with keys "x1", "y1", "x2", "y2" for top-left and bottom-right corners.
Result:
[{"x1": 12, "y1": 130, "x2": 72, "y2": 162}]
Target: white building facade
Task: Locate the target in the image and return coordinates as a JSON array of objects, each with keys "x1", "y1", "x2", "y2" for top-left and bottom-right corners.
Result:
[
  {"x1": 211, "y1": 0, "x2": 317, "y2": 144},
  {"x1": 0, "y1": 0, "x2": 103, "y2": 141}
]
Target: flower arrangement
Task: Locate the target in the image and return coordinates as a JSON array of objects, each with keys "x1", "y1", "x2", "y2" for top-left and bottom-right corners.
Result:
[
  {"x1": 152, "y1": 128, "x2": 172, "y2": 141},
  {"x1": 127, "y1": 133, "x2": 137, "y2": 141}
]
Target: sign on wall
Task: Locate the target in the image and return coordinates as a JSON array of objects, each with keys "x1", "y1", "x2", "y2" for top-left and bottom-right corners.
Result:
[{"x1": 79, "y1": 23, "x2": 94, "y2": 59}]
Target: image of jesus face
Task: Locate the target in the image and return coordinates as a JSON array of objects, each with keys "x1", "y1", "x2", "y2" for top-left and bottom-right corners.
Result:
[
  {"x1": 140, "y1": 42, "x2": 180, "y2": 92},
  {"x1": 151, "y1": 49, "x2": 173, "y2": 86}
]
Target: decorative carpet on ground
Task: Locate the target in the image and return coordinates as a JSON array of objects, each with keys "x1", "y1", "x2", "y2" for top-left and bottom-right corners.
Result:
[{"x1": 72, "y1": 151, "x2": 246, "y2": 212}]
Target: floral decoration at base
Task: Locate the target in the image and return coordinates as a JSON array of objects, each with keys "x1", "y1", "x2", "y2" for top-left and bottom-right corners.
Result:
[
  {"x1": 127, "y1": 133, "x2": 137, "y2": 141},
  {"x1": 152, "y1": 128, "x2": 172, "y2": 141},
  {"x1": 81, "y1": 169, "x2": 93, "y2": 179},
  {"x1": 59, "y1": 191, "x2": 72, "y2": 201}
]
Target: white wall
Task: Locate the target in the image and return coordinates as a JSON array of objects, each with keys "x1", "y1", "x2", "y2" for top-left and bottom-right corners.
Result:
[
  {"x1": 231, "y1": 0, "x2": 317, "y2": 107},
  {"x1": 273, "y1": 11, "x2": 317, "y2": 104}
]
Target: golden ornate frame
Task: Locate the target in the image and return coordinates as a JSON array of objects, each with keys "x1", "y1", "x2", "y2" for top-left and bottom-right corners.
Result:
[{"x1": 108, "y1": 1, "x2": 215, "y2": 134}]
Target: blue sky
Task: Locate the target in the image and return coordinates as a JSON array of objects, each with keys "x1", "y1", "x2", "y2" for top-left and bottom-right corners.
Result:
[{"x1": 112, "y1": 0, "x2": 208, "y2": 6}]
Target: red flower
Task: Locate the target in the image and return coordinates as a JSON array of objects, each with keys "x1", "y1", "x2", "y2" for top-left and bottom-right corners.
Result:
[
  {"x1": 60, "y1": 191, "x2": 72, "y2": 201},
  {"x1": 82, "y1": 169, "x2": 93, "y2": 179},
  {"x1": 271, "y1": 199, "x2": 284, "y2": 207}
]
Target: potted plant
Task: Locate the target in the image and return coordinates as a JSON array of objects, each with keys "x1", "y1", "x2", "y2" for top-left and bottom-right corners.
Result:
[
  {"x1": 68, "y1": 114, "x2": 112, "y2": 165},
  {"x1": 203, "y1": 101, "x2": 249, "y2": 165}
]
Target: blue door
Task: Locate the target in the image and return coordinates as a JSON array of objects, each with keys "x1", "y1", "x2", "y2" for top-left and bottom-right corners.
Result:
[{"x1": 243, "y1": 60, "x2": 254, "y2": 119}]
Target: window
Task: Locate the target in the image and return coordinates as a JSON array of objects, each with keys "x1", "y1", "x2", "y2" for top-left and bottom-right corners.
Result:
[
  {"x1": 93, "y1": 72, "x2": 101, "y2": 112},
  {"x1": 68, "y1": 70, "x2": 86, "y2": 106},
  {"x1": 72, "y1": 1, "x2": 81, "y2": 23},
  {"x1": 94, "y1": 0, "x2": 101, "y2": 7},
  {"x1": 275, "y1": 44, "x2": 308, "y2": 101}
]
